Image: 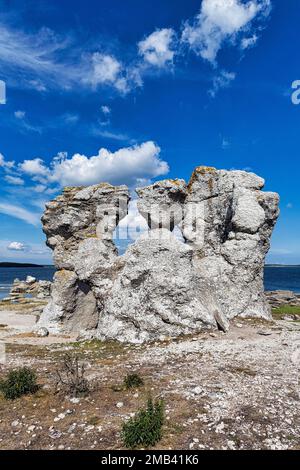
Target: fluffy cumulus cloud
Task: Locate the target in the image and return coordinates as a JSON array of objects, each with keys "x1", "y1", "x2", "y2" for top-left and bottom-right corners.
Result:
[
  {"x1": 49, "y1": 141, "x2": 169, "y2": 187},
  {"x1": 138, "y1": 28, "x2": 177, "y2": 67},
  {"x1": 19, "y1": 158, "x2": 49, "y2": 177},
  {"x1": 86, "y1": 53, "x2": 128, "y2": 93},
  {"x1": 7, "y1": 241, "x2": 26, "y2": 251},
  {"x1": 14, "y1": 142, "x2": 169, "y2": 189},
  {"x1": 181, "y1": 0, "x2": 271, "y2": 63}
]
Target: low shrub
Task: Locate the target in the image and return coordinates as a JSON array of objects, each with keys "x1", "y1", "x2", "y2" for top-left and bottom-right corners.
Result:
[
  {"x1": 55, "y1": 353, "x2": 89, "y2": 397},
  {"x1": 122, "y1": 397, "x2": 164, "y2": 449},
  {"x1": 124, "y1": 373, "x2": 144, "y2": 390},
  {"x1": 0, "y1": 367, "x2": 38, "y2": 400}
]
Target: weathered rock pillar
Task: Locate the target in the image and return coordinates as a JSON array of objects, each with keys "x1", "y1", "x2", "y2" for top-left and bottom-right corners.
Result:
[{"x1": 37, "y1": 167, "x2": 279, "y2": 342}]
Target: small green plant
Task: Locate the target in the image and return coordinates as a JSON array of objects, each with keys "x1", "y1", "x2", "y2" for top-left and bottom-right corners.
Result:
[
  {"x1": 124, "y1": 373, "x2": 144, "y2": 390},
  {"x1": 0, "y1": 367, "x2": 38, "y2": 400},
  {"x1": 122, "y1": 397, "x2": 164, "y2": 449}
]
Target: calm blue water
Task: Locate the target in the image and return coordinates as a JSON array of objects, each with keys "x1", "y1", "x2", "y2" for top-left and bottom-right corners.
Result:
[
  {"x1": 264, "y1": 266, "x2": 300, "y2": 293},
  {"x1": 0, "y1": 266, "x2": 299, "y2": 300},
  {"x1": 0, "y1": 266, "x2": 56, "y2": 299}
]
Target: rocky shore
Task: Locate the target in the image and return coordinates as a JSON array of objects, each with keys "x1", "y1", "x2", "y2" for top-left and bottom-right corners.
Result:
[{"x1": 265, "y1": 290, "x2": 300, "y2": 308}]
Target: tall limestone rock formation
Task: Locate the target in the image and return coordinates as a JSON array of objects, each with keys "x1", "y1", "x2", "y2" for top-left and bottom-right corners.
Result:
[{"x1": 37, "y1": 167, "x2": 279, "y2": 342}]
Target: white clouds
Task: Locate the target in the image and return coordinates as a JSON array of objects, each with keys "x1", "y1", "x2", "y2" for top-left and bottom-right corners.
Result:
[
  {"x1": 14, "y1": 110, "x2": 26, "y2": 119},
  {"x1": 241, "y1": 34, "x2": 258, "y2": 49},
  {"x1": 138, "y1": 28, "x2": 176, "y2": 67},
  {"x1": 0, "y1": 153, "x2": 15, "y2": 169},
  {"x1": 0, "y1": 3, "x2": 272, "y2": 99},
  {"x1": 92, "y1": 54, "x2": 120, "y2": 83},
  {"x1": 28, "y1": 79, "x2": 47, "y2": 92},
  {"x1": 221, "y1": 137, "x2": 231, "y2": 150},
  {"x1": 62, "y1": 113, "x2": 79, "y2": 125},
  {"x1": 101, "y1": 105, "x2": 111, "y2": 115},
  {"x1": 0, "y1": 23, "x2": 71, "y2": 88},
  {"x1": 209, "y1": 70, "x2": 236, "y2": 97},
  {"x1": 4, "y1": 175, "x2": 24, "y2": 185},
  {"x1": 181, "y1": 0, "x2": 271, "y2": 63},
  {"x1": 0, "y1": 202, "x2": 40, "y2": 226},
  {"x1": 5, "y1": 142, "x2": 168, "y2": 194},
  {"x1": 87, "y1": 53, "x2": 124, "y2": 91},
  {"x1": 13, "y1": 141, "x2": 168, "y2": 190},
  {"x1": 13, "y1": 111, "x2": 42, "y2": 134},
  {"x1": 7, "y1": 241, "x2": 26, "y2": 251},
  {"x1": 0, "y1": 23, "x2": 138, "y2": 95},
  {"x1": 19, "y1": 158, "x2": 49, "y2": 177},
  {"x1": 0, "y1": 153, "x2": 6, "y2": 167},
  {"x1": 91, "y1": 128, "x2": 130, "y2": 142},
  {"x1": 0, "y1": 239, "x2": 52, "y2": 262},
  {"x1": 49, "y1": 141, "x2": 169, "y2": 188}
]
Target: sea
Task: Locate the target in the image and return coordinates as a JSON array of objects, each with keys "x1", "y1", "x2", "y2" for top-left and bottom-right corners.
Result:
[
  {"x1": 0, "y1": 265, "x2": 299, "y2": 300},
  {"x1": 0, "y1": 266, "x2": 56, "y2": 300}
]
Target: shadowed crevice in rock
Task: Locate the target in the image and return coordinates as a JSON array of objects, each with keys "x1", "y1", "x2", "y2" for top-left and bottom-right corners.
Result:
[{"x1": 37, "y1": 167, "x2": 280, "y2": 343}]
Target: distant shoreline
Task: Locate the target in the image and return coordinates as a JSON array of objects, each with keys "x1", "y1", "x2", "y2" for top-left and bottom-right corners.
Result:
[
  {"x1": 0, "y1": 262, "x2": 54, "y2": 268},
  {"x1": 265, "y1": 264, "x2": 300, "y2": 268},
  {"x1": 0, "y1": 262, "x2": 299, "y2": 268}
]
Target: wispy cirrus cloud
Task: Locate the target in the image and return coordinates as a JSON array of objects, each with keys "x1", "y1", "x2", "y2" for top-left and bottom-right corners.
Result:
[
  {"x1": 209, "y1": 70, "x2": 236, "y2": 97},
  {"x1": 4, "y1": 175, "x2": 24, "y2": 185},
  {"x1": 0, "y1": 202, "x2": 40, "y2": 226},
  {"x1": 0, "y1": 22, "x2": 140, "y2": 94},
  {"x1": 0, "y1": 2, "x2": 272, "y2": 98},
  {"x1": 90, "y1": 127, "x2": 132, "y2": 143}
]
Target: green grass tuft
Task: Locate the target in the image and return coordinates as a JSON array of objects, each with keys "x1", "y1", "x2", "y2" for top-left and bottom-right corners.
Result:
[
  {"x1": 122, "y1": 397, "x2": 164, "y2": 449},
  {"x1": 0, "y1": 367, "x2": 39, "y2": 400}
]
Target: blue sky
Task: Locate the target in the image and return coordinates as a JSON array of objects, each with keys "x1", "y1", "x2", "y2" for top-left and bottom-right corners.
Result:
[{"x1": 0, "y1": 0, "x2": 299, "y2": 264}]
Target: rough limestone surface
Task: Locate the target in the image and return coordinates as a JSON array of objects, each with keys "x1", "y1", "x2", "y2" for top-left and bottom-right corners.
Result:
[
  {"x1": 97, "y1": 229, "x2": 219, "y2": 343},
  {"x1": 37, "y1": 269, "x2": 98, "y2": 335},
  {"x1": 38, "y1": 183, "x2": 129, "y2": 335},
  {"x1": 37, "y1": 166, "x2": 280, "y2": 342},
  {"x1": 136, "y1": 179, "x2": 186, "y2": 230},
  {"x1": 183, "y1": 167, "x2": 279, "y2": 320}
]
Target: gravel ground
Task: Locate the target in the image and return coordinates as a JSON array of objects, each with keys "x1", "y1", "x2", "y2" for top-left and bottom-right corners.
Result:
[{"x1": 0, "y1": 309, "x2": 299, "y2": 450}]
